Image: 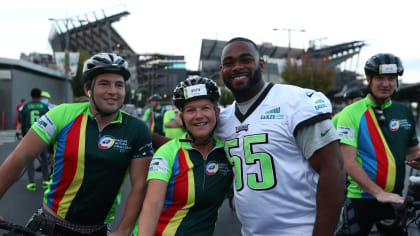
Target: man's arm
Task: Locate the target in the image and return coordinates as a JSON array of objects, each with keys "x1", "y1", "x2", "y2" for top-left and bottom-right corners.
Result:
[
  {"x1": 138, "y1": 179, "x2": 168, "y2": 236},
  {"x1": 0, "y1": 129, "x2": 48, "y2": 198},
  {"x1": 151, "y1": 133, "x2": 170, "y2": 150},
  {"x1": 340, "y1": 144, "x2": 404, "y2": 203},
  {"x1": 405, "y1": 145, "x2": 420, "y2": 169},
  {"x1": 309, "y1": 140, "x2": 345, "y2": 236},
  {"x1": 110, "y1": 156, "x2": 152, "y2": 236}
]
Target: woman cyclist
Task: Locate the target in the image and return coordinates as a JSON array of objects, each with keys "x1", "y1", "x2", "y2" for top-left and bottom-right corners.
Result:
[{"x1": 137, "y1": 76, "x2": 233, "y2": 236}]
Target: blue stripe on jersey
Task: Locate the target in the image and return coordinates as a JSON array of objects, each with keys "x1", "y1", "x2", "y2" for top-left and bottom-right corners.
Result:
[
  {"x1": 162, "y1": 154, "x2": 180, "y2": 211},
  {"x1": 46, "y1": 120, "x2": 74, "y2": 207}
]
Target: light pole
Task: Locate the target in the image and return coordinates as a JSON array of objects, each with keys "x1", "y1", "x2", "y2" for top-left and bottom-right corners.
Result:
[
  {"x1": 49, "y1": 17, "x2": 76, "y2": 103},
  {"x1": 273, "y1": 28, "x2": 306, "y2": 51}
]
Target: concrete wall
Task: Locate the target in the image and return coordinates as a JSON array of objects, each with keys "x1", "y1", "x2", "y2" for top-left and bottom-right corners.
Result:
[{"x1": 0, "y1": 59, "x2": 69, "y2": 130}]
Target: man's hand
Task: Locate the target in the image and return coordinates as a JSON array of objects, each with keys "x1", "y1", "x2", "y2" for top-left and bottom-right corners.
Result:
[
  {"x1": 375, "y1": 191, "x2": 404, "y2": 204},
  {"x1": 406, "y1": 150, "x2": 420, "y2": 169}
]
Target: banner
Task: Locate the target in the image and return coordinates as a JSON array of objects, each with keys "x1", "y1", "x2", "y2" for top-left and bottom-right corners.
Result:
[{"x1": 55, "y1": 52, "x2": 80, "y2": 77}]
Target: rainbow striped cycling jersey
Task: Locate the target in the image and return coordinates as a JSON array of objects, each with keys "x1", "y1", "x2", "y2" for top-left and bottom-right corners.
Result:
[
  {"x1": 143, "y1": 106, "x2": 165, "y2": 136},
  {"x1": 146, "y1": 134, "x2": 232, "y2": 236},
  {"x1": 337, "y1": 96, "x2": 418, "y2": 199},
  {"x1": 32, "y1": 102, "x2": 154, "y2": 225}
]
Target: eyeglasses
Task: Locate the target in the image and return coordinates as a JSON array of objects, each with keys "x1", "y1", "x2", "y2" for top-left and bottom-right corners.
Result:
[{"x1": 373, "y1": 108, "x2": 386, "y2": 126}]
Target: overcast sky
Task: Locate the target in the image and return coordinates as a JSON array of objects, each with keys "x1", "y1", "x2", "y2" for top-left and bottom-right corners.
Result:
[{"x1": 1, "y1": 0, "x2": 419, "y2": 83}]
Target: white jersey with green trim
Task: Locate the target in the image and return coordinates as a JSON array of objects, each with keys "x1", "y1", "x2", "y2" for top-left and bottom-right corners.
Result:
[{"x1": 215, "y1": 83, "x2": 332, "y2": 236}]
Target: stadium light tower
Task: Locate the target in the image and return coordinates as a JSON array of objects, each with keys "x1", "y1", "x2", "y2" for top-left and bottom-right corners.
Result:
[
  {"x1": 48, "y1": 17, "x2": 81, "y2": 102},
  {"x1": 273, "y1": 28, "x2": 306, "y2": 50}
]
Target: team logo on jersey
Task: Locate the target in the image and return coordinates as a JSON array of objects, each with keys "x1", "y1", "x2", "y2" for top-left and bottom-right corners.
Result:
[
  {"x1": 236, "y1": 124, "x2": 250, "y2": 133},
  {"x1": 35, "y1": 114, "x2": 56, "y2": 140},
  {"x1": 389, "y1": 120, "x2": 400, "y2": 131},
  {"x1": 337, "y1": 126, "x2": 355, "y2": 142},
  {"x1": 149, "y1": 157, "x2": 168, "y2": 174},
  {"x1": 98, "y1": 135, "x2": 115, "y2": 149},
  {"x1": 260, "y1": 107, "x2": 284, "y2": 120},
  {"x1": 206, "y1": 161, "x2": 219, "y2": 175},
  {"x1": 314, "y1": 99, "x2": 328, "y2": 110}
]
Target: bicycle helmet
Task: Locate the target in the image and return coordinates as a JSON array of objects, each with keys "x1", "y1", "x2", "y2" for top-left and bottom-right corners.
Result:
[
  {"x1": 343, "y1": 88, "x2": 364, "y2": 100},
  {"x1": 173, "y1": 76, "x2": 220, "y2": 111},
  {"x1": 364, "y1": 53, "x2": 404, "y2": 77},
  {"x1": 148, "y1": 94, "x2": 163, "y2": 102},
  {"x1": 83, "y1": 53, "x2": 130, "y2": 82}
]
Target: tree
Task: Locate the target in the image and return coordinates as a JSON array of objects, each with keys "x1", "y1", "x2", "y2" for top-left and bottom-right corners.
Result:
[
  {"x1": 71, "y1": 50, "x2": 90, "y2": 98},
  {"x1": 215, "y1": 78, "x2": 235, "y2": 107},
  {"x1": 281, "y1": 51, "x2": 335, "y2": 93}
]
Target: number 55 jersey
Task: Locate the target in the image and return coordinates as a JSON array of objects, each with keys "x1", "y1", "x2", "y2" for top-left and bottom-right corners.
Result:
[{"x1": 215, "y1": 83, "x2": 337, "y2": 236}]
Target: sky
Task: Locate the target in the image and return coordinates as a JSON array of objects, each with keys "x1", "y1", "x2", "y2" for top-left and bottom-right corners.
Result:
[{"x1": 1, "y1": 0, "x2": 420, "y2": 84}]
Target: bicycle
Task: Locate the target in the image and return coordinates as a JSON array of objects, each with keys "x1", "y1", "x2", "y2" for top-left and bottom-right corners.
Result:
[
  {"x1": 0, "y1": 220, "x2": 45, "y2": 236},
  {"x1": 374, "y1": 175, "x2": 420, "y2": 235}
]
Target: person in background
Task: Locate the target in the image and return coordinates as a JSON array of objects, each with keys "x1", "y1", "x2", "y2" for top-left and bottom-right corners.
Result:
[
  {"x1": 15, "y1": 98, "x2": 25, "y2": 140},
  {"x1": 217, "y1": 37, "x2": 345, "y2": 236},
  {"x1": 41, "y1": 91, "x2": 57, "y2": 110},
  {"x1": 336, "y1": 53, "x2": 420, "y2": 235},
  {"x1": 332, "y1": 88, "x2": 365, "y2": 127},
  {"x1": 19, "y1": 88, "x2": 49, "y2": 191},
  {"x1": 137, "y1": 76, "x2": 232, "y2": 236},
  {"x1": 143, "y1": 94, "x2": 166, "y2": 136},
  {"x1": 163, "y1": 105, "x2": 184, "y2": 139},
  {"x1": 0, "y1": 53, "x2": 153, "y2": 236}
]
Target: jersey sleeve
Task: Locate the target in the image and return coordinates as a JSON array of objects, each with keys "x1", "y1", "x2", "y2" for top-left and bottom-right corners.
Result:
[
  {"x1": 31, "y1": 104, "x2": 67, "y2": 144},
  {"x1": 142, "y1": 108, "x2": 151, "y2": 122},
  {"x1": 291, "y1": 88, "x2": 332, "y2": 136},
  {"x1": 131, "y1": 119, "x2": 154, "y2": 159},
  {"x1": 147, "y1": 141, "x2": 176, "y2": 182},
  {"x1": 336, "y1": 107, "x2": 358, "y2": 147}
]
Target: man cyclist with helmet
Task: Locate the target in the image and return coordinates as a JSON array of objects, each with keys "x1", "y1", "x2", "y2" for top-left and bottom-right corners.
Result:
[
  {"x1": 217, "y1": 37, "x2": 345, "y2": 236},
  {"x1": 332, "y1": 88, "x2": 365, "y2": 127},
  {"x1": 0, "y1": 53, "x2": 154, "y2": 236},
  {"x1": 143, "y1": 94, "x2": 166, "y2": 136},
  {"x1": 336, "y1": 53, "x2": 420, "y2": 235},
  {"x1": 137, "y1": 76, "x2": 232, "y2": 236}
]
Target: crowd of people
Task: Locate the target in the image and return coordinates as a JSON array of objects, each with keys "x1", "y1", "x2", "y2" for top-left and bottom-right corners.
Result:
[{"x1": 0, "y1": 37, "x2": 419, "y2": 236}]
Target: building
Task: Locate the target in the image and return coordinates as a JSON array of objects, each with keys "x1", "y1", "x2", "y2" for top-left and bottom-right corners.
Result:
[
  {"x1": 137, "y1": 54, "x2": 188, "y2": 104},
  {"x1": 0, "y1": 57, "x2": 68, "y2": 129}
]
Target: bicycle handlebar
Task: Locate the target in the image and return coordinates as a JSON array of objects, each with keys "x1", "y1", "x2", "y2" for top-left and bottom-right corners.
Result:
[{"x1": 0, "y1": 220, "x2": 45, "y2": 236}]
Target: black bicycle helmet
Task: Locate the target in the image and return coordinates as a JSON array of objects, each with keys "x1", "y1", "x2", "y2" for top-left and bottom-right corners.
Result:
[
  {"x1": 149, "y1": 94, "x2": 163, "y2": 102},
  {"x1": 343, "y1": 88, "x2": 364, "y2": 100},
  {"x1": 364, "y1": 53, "x2": 404, "y2": 77},
  {"x1": 173, "y1": 76, "x2": 220, "y2": 111},
  {"x1": 83, "y1": 53, "x2": 130, "y2": 82}
]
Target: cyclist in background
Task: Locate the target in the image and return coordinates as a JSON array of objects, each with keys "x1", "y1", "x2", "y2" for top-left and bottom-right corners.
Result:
[
  {"x1": 336, "y1": 53, "x2": 420, "y2": 235},
  {"x1": 19, "y1": 88, "x2": 49, "y2": 191},
  {"x1": 137, "y1": 77, "x2": 232, "y2": 236},
  {"x1": 332, "y1": 88, "x2": 365, "y2": 127},
  {"x1": 163, "y1": 105, "x2": 184, "y2": 139},
  {"x1": 143, "y1": 94, "x2": 166, "y2": 136},
  {"x1": 0, "y1": 53, "x2": 153, "y2": 236}
]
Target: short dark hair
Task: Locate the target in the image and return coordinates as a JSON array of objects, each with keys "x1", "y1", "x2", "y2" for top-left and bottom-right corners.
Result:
[
  {"x1": 30, "y1": 88, "x2": 41, "y2": 98},
  {"x1": 224, "y1": 37, "x2": 259, "y2": 52}
]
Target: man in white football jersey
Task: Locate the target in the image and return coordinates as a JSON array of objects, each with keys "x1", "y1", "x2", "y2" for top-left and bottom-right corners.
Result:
[{"x1": 217, "y1": 37, "x2": 345, "y2": 236}]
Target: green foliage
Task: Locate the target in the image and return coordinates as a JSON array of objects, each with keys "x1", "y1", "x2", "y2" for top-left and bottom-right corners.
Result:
[
  {"x1": 71, "y1": 50, "x2": 90, "y2": 97},
  {"x1": 136, "y1": 88, "x2": 149, "y2": 107},
  {"x1": 281, "y1": 51, "x2": 335, "y2": 93},
  {"x1": 216, "y1": 78, "x2": 235, "y2": 107}
]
